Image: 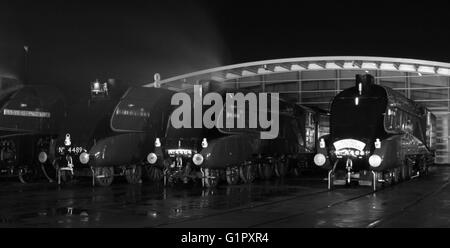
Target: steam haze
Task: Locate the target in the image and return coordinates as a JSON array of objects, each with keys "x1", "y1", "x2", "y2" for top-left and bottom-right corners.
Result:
[{"x1": 2, "y1": 0, "x2": 228, "y2": 100}]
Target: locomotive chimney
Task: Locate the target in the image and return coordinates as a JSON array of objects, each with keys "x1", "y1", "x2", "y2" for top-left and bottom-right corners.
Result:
[{"x1": 355, "y1": 74, "x2": 374, "y2": 95}]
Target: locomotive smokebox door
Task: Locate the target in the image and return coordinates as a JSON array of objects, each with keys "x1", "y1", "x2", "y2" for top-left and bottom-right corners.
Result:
[{"x1": 355, "y1": 74, "x2": 375, "y2": 94}]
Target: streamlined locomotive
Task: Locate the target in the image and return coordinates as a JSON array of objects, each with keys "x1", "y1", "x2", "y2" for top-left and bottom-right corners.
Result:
[
  {"x1": 146, "y1": 80, "x2": 329, "y2": 188},
  {"x1": 86, "y1": 85, "x2": 175, "y2": 186},
  {"x1": 0, "y1": 84, "x2": 65, "y2": 182},
  {"x1": 314, "y1": 74, "x2": 436, "y2": 190},
  {"x1": 38, "y1": 79, "x2": 128, "y2": 186}
]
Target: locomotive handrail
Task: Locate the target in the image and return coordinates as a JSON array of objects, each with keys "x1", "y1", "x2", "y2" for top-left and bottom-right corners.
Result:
[{"x1": 142, "y1": 56, "x2": 450, "y2": 88}]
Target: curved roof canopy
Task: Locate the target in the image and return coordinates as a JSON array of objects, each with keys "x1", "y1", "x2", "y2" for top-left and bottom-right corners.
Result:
[{"x1": 144, "y1": 56, "x2": 450, "y2": 89}]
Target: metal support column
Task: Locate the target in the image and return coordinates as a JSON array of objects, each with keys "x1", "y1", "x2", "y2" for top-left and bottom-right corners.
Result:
[
  {"x1": 406, "y1": 72, "x2": 411, "y2": 98},
  {"x1": 375, "y1": 70, "x2": 380, "y2": 85},
  {"x1": 336, "y1": 70, "x2": 341, "y2": 95},
  {"x1": 298, "y1": 71, "x2": 302, "y2": 103},
  {"x1": 261, "y1": 75, "x2": 266, "y2": 92},
  {"x1": 448, "y1": 77, "x2": 450, "y2": 112}
]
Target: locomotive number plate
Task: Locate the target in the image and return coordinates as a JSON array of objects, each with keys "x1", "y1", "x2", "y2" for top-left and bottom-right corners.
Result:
[
  {"x1": 333, "y1": 139, "x2": 365, "y2": 151},
  {"x1": 58, "y1": 146, "x2": 86, "y2": 154}
]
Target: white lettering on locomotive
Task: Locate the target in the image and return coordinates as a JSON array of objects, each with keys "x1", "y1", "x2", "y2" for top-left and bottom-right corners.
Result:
[{"x1": 3, "y1": 109, "x2": 51, "y2": 118}]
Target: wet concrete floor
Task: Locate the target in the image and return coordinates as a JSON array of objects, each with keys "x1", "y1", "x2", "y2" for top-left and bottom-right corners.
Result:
[{"x1": 1, "y1": 166, "x2": 449, "y2": 227}]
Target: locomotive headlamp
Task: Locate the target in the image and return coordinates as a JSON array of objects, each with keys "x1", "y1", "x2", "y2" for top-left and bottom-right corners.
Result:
[
  {"x1": 313, "y1": 153, "x2": 326, "y2": 166},
  {"x1": 201, "y1": 138, "x2": 208, "y2": 148},
  {"x1": 375, "y1": 138, "x2": 381, "y2": 149},
  {"x1": 155, "y1": 138, "x2": 161, "y2": 147},
  {"x1": 93, "y1": 81, "x2": 100, "y2": 91},
  {"x1": 79, "y1": 152, "x2": 90, "y2": 164},
  {"x1": 64, "y1": 133, "x2": 71, "y2": 146},
  {"x1": 319, "y1": 138, "x2": 325, "y2": 148},
  {"x1": 38, "y1": 151, "x2": 48, "y2": 163},
  {"x1": 147, "y1": 152, "x2": 157, "y2": 164},
  {"x1": 369, "y1": 154, "x2": 382, "y2": 167},
  {"x1": 192, "y1": 153, "x2": 204, "y2": 166}
]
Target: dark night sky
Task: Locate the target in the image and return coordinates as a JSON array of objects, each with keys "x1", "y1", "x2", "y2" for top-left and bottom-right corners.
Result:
[{"x1": 1, "y1": 0, "x2": 450, "y2": 100}]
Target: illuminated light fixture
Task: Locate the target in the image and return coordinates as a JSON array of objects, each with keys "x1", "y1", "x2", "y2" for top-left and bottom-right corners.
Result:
[
  {"x1": 155, "y1": 138, "x2": 161, "y2": 147},
  {"x1": 380, "y1": 63, "x2": 398, "y2": 71},
  {"x1": 38, "y1": 151, "x2": 48, "y2": 163},
  {"x1": 388, "y1": 109, "x2": 394, "y2": 116},
  {"x1": 358, "y1": 83, "x2": 362, "y2": 95},
  {"x1": 147, "y1": 152, "x2": 157, "y2": 164},
  {"x1": 79, "y1": 152, "x2": 90, "y2": 164},
  {"x1": 313, "y1": 153, "x2": 326, "y2": 166},
  {"x1": 418, "y1": 66, "x2": 436, "y2": 74},
  {"x1": 274, "y1": 65, "x2": 290, "y2": 72},
  {"x1": 437, "y1": 68, "x2": 450, "y2": 76},
  {"x1": 355, "y1": 97, "x2": 359, "y2": 106},
  {"x1": 64, "y1": 133, "x2": 71, "y2": 146},
  {"x1": 418, "y1": 72, "x2": 422, "y2": 76},
  {"x1": 201, "y1": 138, "x2": 208, "y2": 148},
  {"x1": 319, "y1": 138, "x2": 325, "y2": 148},
  {"x1": 325, "y1": 62, "x2": 342, "y2": 69},
  {"x1": 361, "y1": 62, "x2": 378, "y2": 70},
  {"x1": 375, "y1": 138, "x2": 381, "y2": 149},
  {"x1": 192, "y1": 153, "x2": 204, "y2": 165},
  {"x1": 20, "y1": 103, "x2": 27, "y2": 108},
  {"x1": 308, "y1": 63, "x2": 324, "y2": 70},
  {"x1": 399, "y1": 64, "x2": 416, "y2": 72},
  {"x1": 369, "y1": 154, "x2": 382, "y2": 167},
  {"x1": 242, "y1": 69, "x2": 256, "y2": 76}
]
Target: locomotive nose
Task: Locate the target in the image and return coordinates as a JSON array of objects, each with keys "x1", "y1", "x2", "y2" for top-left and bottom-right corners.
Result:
[{"x1": 89, "y1": 133, "x2": 148, "y2": 167}]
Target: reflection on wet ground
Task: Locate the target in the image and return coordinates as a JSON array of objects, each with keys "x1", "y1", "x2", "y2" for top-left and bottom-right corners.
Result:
[{"x1": 1, "y1": 167, "x2": 450, "y2": 227}]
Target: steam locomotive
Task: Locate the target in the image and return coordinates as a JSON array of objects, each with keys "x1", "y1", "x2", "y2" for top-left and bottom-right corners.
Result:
[
  {"x1": 314, "y1": 74, "x2": 436, "y2": 190},
  {"x1": 145, "y1": 80, "x2": 329, "y2": 188},
  {"x1": 38, "y1": 79, "x2": 128, "y2": 185},
  {"x1": 86, "y1": 85, "x2": 175, "y2": 186},
  {"x1": 0, "y1": 83, "x2": 65, "y2": 182}
]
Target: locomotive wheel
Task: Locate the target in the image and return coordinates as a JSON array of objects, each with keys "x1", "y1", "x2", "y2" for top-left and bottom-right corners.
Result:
[
  {"x1": 258, "y1": 163, "x2": 274, "y2": 180},
  {"x1": 239, "y1": 164, "x2": 256, "y2": 183},
  {"x1": 274, "y1": 160, "x2": 288, "y2": 177},
  {"x1": 225, "y1": 166, "x2": 240, "y2": 185},
  {"x1": 145, "y1": 165, "x2": 164, "y2": 182},
  {"x1": 41, "y1": 161, "x2": 57, "y2": 183},
  {"x1": 94, "y1": 167, "x2": 114, "y2": 187},
  {"x1": 204, "y1": 168, "x2": 220, "y2": 188},
  {"x1": 18, "y1": 167, "x2": 38, "y2": 183},
  {"x1": 125, "y1": 165, "x2": 142, "y2": 184}
]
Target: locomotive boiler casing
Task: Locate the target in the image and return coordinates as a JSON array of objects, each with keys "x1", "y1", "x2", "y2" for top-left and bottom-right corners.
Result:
[
  {"x1": 88, "y1": 86, "x2": 175, "y2": 169},
  {"x1": 88, "y1": 132, "x2": 149, "y2": 168},
  {"x1": 199, "y1": 134, "x2": 259, "y2": 169}
]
